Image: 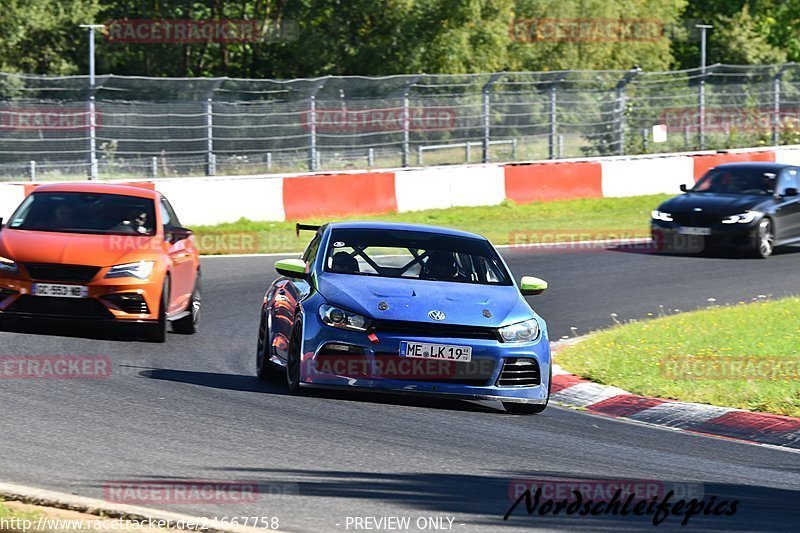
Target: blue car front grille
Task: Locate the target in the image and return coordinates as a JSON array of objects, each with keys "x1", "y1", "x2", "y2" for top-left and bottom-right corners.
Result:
[
  {"x1": 370, "y1": 319, "x2": 500, "y2": 341},
  {"x1": 496, "y1": 358, "x2": 541, "y2": 387}
]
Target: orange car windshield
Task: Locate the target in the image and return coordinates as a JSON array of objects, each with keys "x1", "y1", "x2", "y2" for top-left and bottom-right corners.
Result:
[{"x1": 8, "y1": 192, "x2": 157, "y2": 236}]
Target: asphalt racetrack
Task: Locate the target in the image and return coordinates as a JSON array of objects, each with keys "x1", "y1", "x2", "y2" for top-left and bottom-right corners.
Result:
[{"x1": 1, "y1": 244, "x2": 799, "y2": 531}]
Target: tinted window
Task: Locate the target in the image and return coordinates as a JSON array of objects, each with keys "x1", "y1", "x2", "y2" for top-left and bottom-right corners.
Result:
[
  {"x1": 160, "y1": 198, "x2": 182, "y2": 230},
  {"x1": 302, "y1": 233, "x2": 322, "y2": 264},
  {"x1": 693, "y1": 168, "x2": 777, "y2": 195},
  {"x1": 324, "y1": 228, "x2": 511, "y2": 286},
  {"x1": 779, "y1": 168, "x2": 799, "y2": 195},
  {"x1": 9, "y1": 192, "x2": 157, "y2": 236}
]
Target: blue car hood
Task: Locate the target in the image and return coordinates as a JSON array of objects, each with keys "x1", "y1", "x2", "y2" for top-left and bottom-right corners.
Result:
[{"x1": 316, "y1": 273, "x2": 534, "y2": 328}]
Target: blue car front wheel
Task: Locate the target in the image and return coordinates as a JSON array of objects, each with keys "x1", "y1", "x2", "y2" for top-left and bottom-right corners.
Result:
[{"x1": 286, "y1": 319, "x2": 304, "y2": 394}]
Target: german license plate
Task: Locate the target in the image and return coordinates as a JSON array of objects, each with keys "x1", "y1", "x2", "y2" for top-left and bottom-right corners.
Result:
[
  {"x1": 399, "y1": 341, "x2": 472, "y2": 362},
  {"x1": 32, "y1": 284, "x2": 88, "y2": 298},
  {"x1": 678, "y1": 227, "x2": 711, "y2": 236}
]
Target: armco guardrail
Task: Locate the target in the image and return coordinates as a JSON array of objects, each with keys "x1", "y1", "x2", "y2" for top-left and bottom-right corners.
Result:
[{"x1": 1, "y1": 145, "x2": 799, "y2": 227}]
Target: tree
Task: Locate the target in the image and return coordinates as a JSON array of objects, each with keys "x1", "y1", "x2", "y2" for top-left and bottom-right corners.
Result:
[{"x1": 0, "y1": 0, "x2": 102, "y2": 75}]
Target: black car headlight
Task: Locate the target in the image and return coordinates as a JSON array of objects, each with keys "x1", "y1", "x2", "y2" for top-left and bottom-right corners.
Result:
[
  {"x1": 651, "y1": 210, "x2": 673, "y2": 222},
  {"x1": 498, "y1": 319, "x2": 540, "y2": 343},
  {"x1": 721, "y1": 211, "x2": 760, "y2": 224},
  {"x1": 105, "y1": 261, "x2": 155, "y2": 280},
  {"x1": 319, "y1": 304, "x2": 370, "y2": 331},
  {"x1": 0, "y1": 255, "x2": 19, "y2": 274}
]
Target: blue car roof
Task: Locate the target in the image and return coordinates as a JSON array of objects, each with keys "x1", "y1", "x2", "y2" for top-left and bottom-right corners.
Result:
[{"x1": 325, "y1": 221, "x2": 488, "y2": 241}]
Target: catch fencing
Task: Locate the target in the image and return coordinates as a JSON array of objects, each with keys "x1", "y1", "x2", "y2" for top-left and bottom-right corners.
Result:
[{"x1": 0, "y1": 63, "x2": 798, "y2": 180}]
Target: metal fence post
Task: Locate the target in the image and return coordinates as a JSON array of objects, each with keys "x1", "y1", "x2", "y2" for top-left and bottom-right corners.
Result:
[
  {"x1": 549, "y1": 85, "x2": 557, "y2": 159},
  {"x1": 697, "y1": 65, "x2": 716, "y2": 151},
  {"x1": 29, "y1": 160, "x2": 36, "y2": 181},
  {"x1": 402, "y1": 91, "x2": 410, "y2": 167},
  {"x1": 482, "y1": 73, "x2": 503, "y2": 164},
  {"x1": 89, "y1": 96, "x2": 98, "y2": 180},
  {"x1": 772, "y1": 64, "x2": 791, "y2": 146},
  {"x1": 547, "y1": 74, "x2": 567, "y2": 160},
  {"x1": 614, "y1": 67, "x2": 641, "y2": 156},
  {"x1": 308, "y1": 94, "x2": 317, "y2": 171},
  {"x1": 206, "y1": 98, "x2": 215, "y2": 176},
  {"x1": 151, "y1": 156, "x2": 157, "y2": 179}
]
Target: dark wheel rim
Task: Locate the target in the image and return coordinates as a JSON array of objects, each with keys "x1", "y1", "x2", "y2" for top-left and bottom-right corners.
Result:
[
  {"x1": 190, "y1": 288, "x2": 201, "y2": 326},
  {"x1": 160, "y1": 278, "x2": 169, "y2": 327},
  {"x1": 758, "y1": 219, "x2": 774, "y2": 257},
  {"x1": 287, "y1": 326, "x2": 301, "y2": 388},
  {"x1": 256, "y1": 314, "x2": 267, "y2": 361}
]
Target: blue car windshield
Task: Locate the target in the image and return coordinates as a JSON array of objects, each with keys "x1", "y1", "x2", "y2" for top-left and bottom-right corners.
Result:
[{"x1": 323, "y1": 228, "x2": 512, "y2": 286}]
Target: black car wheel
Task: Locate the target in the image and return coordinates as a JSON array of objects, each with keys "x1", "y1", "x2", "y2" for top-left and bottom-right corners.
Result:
[
  {"x1": 144, "y1": 277, "x2": 169, "y2": 343},
  {"x1": 256, "y1": 310, "x2": 276, "y2": 381},
  {"x1": 172, "y1": 273, "x2": 201, "y2": 334},
  {"x1": 503, "y1": 365, "x2": 551, "y2": 415},
  {"x1": 286, "y1": 320, "x2": 303, "y2": 394},
  {"x1": 755, "y1": 218, "x2": 775, "y2": 258}
]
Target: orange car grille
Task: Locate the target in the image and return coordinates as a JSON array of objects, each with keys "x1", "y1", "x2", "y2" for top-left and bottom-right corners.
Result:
[
  {"x1": 7, "y1": 295, "x2": 114, "y2": 319},
  {"x1": 23, "y1": 263, "x2": 101, "y2": 283}
]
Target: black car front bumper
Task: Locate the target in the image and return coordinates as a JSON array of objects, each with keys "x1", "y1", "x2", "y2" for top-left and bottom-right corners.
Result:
[{"x1": 651, "y1": 221, "x2": 759, "y2": 253}]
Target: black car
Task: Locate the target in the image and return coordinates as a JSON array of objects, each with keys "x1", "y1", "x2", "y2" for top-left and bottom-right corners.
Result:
[{"x1": 651, "y1": 162, "x2": 800, "y2": 258}]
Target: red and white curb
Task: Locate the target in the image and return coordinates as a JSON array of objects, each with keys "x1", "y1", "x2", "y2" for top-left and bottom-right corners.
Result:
[{"x1": 550, "y1": 342, "x2": 800, "y2": 450}]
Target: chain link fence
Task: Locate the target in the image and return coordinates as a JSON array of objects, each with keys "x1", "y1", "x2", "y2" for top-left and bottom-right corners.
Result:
[{"x1": 0, "y1": 63, "x2": 798, "y2": 181}]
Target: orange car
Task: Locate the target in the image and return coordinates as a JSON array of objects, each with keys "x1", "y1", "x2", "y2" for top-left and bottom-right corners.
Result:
[{"x1": 0, "y1": 182, "x2": 201, "y2": 342}]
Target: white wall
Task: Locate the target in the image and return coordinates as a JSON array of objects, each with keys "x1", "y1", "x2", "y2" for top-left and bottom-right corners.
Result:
[
  {"x1": 601, "y1": 156, "x2": 694, "y2": 197},
  {"x1": 0, "y1": 184, "x2": 25, "y2": 222},
  {"x1": 774, "y1": 147, "x2": 800, "y2": 166},
  {"x1": 394, "y1": 166, "x2": 505, "y2": 212},
  {"x1": 154, "y1": 177, "x2": 285, "y2": 226}
]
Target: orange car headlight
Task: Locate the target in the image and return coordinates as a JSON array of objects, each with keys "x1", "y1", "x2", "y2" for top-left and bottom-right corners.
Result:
[
  {"x1": 0, "y1": 255, "x2": 18, "y2": 274},
  {"x1": 105, "y1": 261, "x2": 155, "y2": 280}
]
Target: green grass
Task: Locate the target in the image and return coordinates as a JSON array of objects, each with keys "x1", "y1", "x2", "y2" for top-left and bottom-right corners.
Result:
[
  {"x1": 557, "y1": 297, "x2": 800, "y2": 417},
  {"x1": 0, "y1": 499, "x2": 45, "y2": 523},
  {"x1": 191, "y1": 194, "x2": 669, "y2": 255}
]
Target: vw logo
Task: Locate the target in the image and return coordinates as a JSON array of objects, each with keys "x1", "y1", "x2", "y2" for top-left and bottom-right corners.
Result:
[{"x1": 428, "y1": 310, "x2": 446, "y2": 321}]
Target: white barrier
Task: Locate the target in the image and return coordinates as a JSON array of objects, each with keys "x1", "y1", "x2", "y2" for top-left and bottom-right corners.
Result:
[
  {"x1": 154, "y1": 177, "x2": 285, "y2": 226},
  {"x1": 394, "y1": 166, "x2": 505, "y2": 212},
  {"x1": 601, "y1": 156, "x2": 694, "y2": 197},
  {"x1": 0, "y1": 184, "x2": 25, "y2": 223}
]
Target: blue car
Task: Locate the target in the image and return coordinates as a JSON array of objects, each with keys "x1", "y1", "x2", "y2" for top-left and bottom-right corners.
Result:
[{"x1": 255, "y1": 222, "x2": 551, "y2": 414}]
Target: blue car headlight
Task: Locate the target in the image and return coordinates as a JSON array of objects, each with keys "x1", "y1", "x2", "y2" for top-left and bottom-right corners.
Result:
[
  {"x1": 498, "y1": 319, "x2": 540, "y2": 343},
  {"x1": 319, "y1": 304, "x2": 370, "y2": 331},
  {"x1": 105, "y1": 261, "x2": 155, "y2": 280},
  {"x1": 0, "y1": 255, "x2": 19, "y2": 274},
  {"x1": 721, "y1": 211, "x2": 760, "y2": 224}
]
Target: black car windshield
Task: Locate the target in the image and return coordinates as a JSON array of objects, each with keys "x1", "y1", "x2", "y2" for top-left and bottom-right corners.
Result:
[
  {"x1": 323, "y1": 228, "x2": 512, "y2": 286},
  {"x1": 692, "y1": 168, "x2": 777, "y2": 195},
  {"x1": 8, "y1": 192, "x2": 157, "y2": 236}
]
